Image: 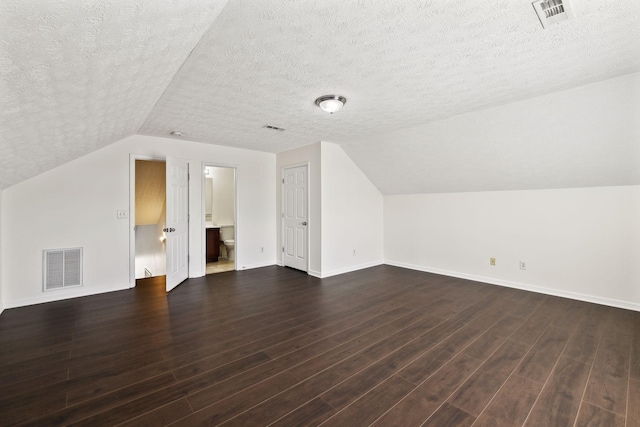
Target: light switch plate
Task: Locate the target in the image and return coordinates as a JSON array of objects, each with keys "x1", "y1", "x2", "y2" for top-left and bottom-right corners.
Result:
[{"x1": 117, "y1": 210, "x2": 128, "y2": 219}]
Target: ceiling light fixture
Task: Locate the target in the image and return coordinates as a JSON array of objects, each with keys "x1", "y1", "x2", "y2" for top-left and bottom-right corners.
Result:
[
  {"x1": 170, "y1": 131, "x2": 183, "y2": 137},
  {"x1": 315, "y1": 95, "x2": 347, "y2": 114}
]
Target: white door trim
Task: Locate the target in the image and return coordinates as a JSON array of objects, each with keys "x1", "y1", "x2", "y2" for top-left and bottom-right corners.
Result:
[
  {"x1": 281, "y1": 163, "x2": 310, "y2": 272},
  {"x1": 201, "y1": 161, "x2": 238, "y2": 274}
]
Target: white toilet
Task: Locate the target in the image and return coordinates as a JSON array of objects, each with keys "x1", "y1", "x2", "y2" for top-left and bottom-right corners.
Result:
[
  {"x1": 220, "y1": 225, "x2": 235, "y2": 260},
  {"x1": 223, "y1": 239, "x2": 234, "y2": 260}
]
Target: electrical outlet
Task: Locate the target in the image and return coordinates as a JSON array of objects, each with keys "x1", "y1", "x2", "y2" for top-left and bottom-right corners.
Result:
[
  {"x1": 520, "y1": 260, "x2": 527, "y2": 270},
  {"x1": 490, "y1": 257, "x2": 496, "y2": 266},
  {"x1": 117, "y1": 210, "x2": 128, "y2": 219}
]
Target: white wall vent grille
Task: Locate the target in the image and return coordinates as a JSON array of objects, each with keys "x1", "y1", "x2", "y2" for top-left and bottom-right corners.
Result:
[
  {"x1": 532, "y1": 0, "x2": 573, "y2": 29},
  {"x1": 43, "y1": 248, "x2": 83, "y2": 291}
]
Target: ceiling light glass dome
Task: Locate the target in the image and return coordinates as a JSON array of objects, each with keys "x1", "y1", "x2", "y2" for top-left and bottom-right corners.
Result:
[{"x1": 315, "y1": 95, "x2": 347, "y2": 114}]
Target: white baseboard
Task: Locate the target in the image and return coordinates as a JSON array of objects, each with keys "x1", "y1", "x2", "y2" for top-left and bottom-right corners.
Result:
[
  {"x1": 238, "y1": 261, "x2": 277, "y2": 271},
  {"x1": 5, "y1": 263, "x2": 279, "y2": 309},
  {"x1": 3, "y1": 284, "x2": 131, "y2": 309},
  {"x1": 312, "y1": 260, "x2": 385, "y2": 279},
  {"x1": 9, "y1": 261, "x2": 633, "y2": 313},
  {"x1": 385, "y1": 260, "x2": 640, "y2": 312},
  {"x1": 308, "y1": 269, "x2": 322, "y2": 278}
]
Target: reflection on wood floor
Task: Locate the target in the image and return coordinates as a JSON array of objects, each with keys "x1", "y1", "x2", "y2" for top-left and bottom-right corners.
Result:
[
  {"x1": 1, "y1": 265, "x2": 638, "y2": 426},
  {"x1": 206, "y1": 259, "x2": 235, "y2": 274}
]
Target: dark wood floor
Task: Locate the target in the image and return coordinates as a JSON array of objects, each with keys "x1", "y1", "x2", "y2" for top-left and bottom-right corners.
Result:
[{"x1": 1, "y1": 265, "x2": 638, "y2": 426}]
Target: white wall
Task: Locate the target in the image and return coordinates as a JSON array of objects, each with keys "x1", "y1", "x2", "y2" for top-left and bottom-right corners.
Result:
[
  {"x1": 205, "y1": 177, "x2": 213, "y2": 219},
  {"x1": 1, "y1": 134, "x2": 276, "y2": 308},
  {"x1": 385, "y1": 186, "x2": 640, "y2": 310},
  {"x1": 208, "y1": 167, "x2": 235, "y2": 225},
  {"x1": 276, "y1": 143, "x2": 322, "y2": 274},
  {"x1": 321, "y1": 142, "x2": 383, "y2": 277},
  {"x1": 275, "y1": 142, "x2": 384, "y2": 278},
  {"x1": 135, "y1": 222, "x2": 166, "y2": 278}
]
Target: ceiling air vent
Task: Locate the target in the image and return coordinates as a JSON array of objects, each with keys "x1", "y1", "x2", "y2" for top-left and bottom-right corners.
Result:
[
  {"x1": 532, "y1": 0, "x2": 572, "y2": 29},
  {"x1": 263, "y1": 124, "x2": 286, "y2": 132}
]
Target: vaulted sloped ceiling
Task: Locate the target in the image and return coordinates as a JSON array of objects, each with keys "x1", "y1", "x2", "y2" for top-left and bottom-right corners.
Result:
[
  {"x1": 0, "y1": 0, "x2": 228, "y2": 189},
  {"x1": 1, "y1": 0, "x2": 639, "y2": 192}
]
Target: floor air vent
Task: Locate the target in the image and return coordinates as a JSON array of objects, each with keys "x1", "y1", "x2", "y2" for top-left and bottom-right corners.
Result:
[{"x1": 43, "y1": 248, "x2": 83, "y2": 291}]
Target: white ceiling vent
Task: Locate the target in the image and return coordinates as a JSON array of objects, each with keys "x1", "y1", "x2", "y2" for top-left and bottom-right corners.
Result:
[
  {"x1": 532, "y1": 0, "x2": 573, "y2": 29},
  {"x1": 43, "y1": 248, "x2": 83, "y2": 291}
]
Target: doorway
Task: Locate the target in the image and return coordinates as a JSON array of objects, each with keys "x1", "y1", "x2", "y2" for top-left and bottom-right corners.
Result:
[
  {"x1": 282, "y1": 164, "x2": 308, "y2": 272},
  {"x1": 203, "y1": 165, "x2": 236, "y2": 275},
  {"x1": 129, "y1": 155, "x2": 190, "y2": 292},
  {"x1": 134, "y1": 159, "x2": 167, "y2": 281}
]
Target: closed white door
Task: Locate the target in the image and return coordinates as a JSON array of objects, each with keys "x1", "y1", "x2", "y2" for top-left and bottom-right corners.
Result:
[
  {"x1": 165, "y1": 156, "x2": 189, "y2": 291},
  {"x1": 282, "y1": 165, "x2": 308, "y2": 272}
]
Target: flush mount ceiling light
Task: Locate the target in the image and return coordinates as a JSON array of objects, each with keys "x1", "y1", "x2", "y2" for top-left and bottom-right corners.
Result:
[
  {"x1": 170, "y1": 131, "x2": 182, "y2": 137},
  {"x1": 315, "y1": 95, "x2": 347, "y2": 114}
]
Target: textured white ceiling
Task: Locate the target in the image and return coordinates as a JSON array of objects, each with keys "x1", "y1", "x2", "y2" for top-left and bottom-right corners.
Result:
[
  {"x1": 345, "y1": 73, "x2": 640, "y2": 194},
  {"x1": 1, "y1": 0, "x2": 639, "y2": 192},
  {"x1": 141, "y1": 0, "x2": 639, "y2": 143},
  {"x1": 0, "y1": 0, "x2": 228, "y2": 189}
]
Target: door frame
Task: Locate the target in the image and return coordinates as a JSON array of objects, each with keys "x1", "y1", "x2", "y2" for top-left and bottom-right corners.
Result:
[
  {"x1": 281, "y1": 162, "x2": 310, "y2": 272},
  {"x1": 201, "y1": 161, "x2": 238, "y2": 274},
  {"x1": 128, "y1": 154, "x2": 167, "y2": 288}
]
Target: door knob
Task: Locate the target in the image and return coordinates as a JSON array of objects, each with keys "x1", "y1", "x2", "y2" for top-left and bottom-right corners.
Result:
[{"x1": 302, "y1": 222, "x2": 307, "y2": 226}]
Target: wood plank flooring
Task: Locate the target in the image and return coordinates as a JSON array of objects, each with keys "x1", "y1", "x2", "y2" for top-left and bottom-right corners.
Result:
[{"x1": 0, "y1": 265, "x2": 638, "y2": 426}]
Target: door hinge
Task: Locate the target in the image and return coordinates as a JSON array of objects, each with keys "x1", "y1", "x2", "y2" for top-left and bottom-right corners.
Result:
[
  {"x1": 282, "y1": 178, "x2": 284, "y2": 184},
  {"x1": 282, "y1": 246, "x2": 284, "y2": 253},
  {"x1": 281, "y1": 212, "x2": 284, "y2": 218}
]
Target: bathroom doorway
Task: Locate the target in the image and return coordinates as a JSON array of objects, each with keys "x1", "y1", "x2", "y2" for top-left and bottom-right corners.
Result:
[{"x1": 203, "y1": 165, "x2": 236, "y2": 275}]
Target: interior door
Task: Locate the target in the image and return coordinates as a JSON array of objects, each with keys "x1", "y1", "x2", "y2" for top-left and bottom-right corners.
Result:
[
  {"x1": 165, "y1": 156, "x2": 189, "y2": 291},
  {"x1": 282, "y1": 165, "x2": 308, "y2": 272}
]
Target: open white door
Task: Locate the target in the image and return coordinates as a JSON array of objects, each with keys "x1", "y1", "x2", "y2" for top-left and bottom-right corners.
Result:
[
  {"x1": 165, "y1": 156, "x2": 189, "y2": 291},
  {"x1": 282, "y1": 165, "x2": 308, "y2": 272}
]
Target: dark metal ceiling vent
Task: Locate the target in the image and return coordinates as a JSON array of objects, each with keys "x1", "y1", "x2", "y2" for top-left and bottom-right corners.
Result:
[
  {"x1": 263, "y1": 124, "x2": 286, "y2": 132},
  {"x1": 532, "y1": 0, "x2": 573, "y2": 29}
]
